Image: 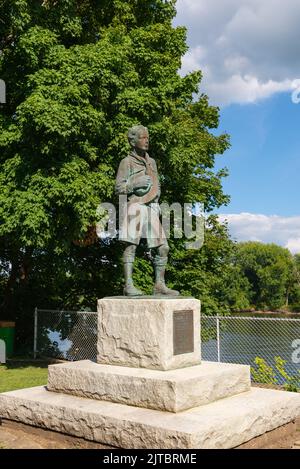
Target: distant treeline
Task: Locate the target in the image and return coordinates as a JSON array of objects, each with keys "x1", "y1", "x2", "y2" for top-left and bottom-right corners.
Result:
[{"x1": 222, "y1": 241, "x2": 300, "y2": 314}]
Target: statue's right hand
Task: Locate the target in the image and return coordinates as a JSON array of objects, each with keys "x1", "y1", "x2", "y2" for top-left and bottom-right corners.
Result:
[{"x1": 134, "y1": 175, "x2": 152, "y2": 189}]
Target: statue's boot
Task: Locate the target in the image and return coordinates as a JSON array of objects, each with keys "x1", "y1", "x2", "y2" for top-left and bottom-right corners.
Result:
[
  {"x1": 153, "y1": 256, "x2": 180, "y2": 296},
  {"x1": 123, "y1": 260, "x2": 144, "y2": 297},
  {"x1": 123, "y1": 284, "x2": 144, "y2": 297}
]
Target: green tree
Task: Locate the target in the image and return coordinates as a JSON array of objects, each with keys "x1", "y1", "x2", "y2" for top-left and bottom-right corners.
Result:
[
  {"x1": 288, "y1": 253, "x2": 300, "y2": 311},
  {"x1": 0, "y1": 1, "x2": 230, "y2": 347},
  {"x1": 234, "y1": 242, "x2": 294, "y2": 310}
]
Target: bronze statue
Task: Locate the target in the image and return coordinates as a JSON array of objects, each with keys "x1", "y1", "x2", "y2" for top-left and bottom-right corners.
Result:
[{"x1": 115, "y1": 125, "x2": 179, "y2": 297}]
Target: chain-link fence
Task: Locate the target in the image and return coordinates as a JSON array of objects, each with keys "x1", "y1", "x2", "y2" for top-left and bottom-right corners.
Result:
[
  {"x1": 34, "y1": 309, "x2": 300, "y2": 388},
  {"x1": 34, "y1": 308, "x2": 98, "y2": 362},
  {"x1": 202, "y1": 315, "x2": 300, "y2": 387}
]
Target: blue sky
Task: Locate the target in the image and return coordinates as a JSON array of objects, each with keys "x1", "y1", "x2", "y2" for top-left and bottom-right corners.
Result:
[
  {"x1": 215, "y1": 92, "x2": 300, "y2": 216},
  {"x1": 175, "y1": 0, "x2": 300, "y2": 252}
]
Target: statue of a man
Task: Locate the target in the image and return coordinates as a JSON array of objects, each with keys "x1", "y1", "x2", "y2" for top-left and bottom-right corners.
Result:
[{"x1": 115, "y1": 125, "x2": 179, "y2": 297}]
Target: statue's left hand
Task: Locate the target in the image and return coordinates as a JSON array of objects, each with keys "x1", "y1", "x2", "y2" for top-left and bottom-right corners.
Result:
[{"x1": 135, "y1": 183, "x2": 152, "y2": 196}]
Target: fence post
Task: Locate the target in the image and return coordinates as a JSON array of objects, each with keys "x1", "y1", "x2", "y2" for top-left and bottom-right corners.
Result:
[
  {"x1": 217, "y1": 316, "x2": 221, "y2": 363},
  {"x1": 33, "y1": 307, "x2": 38, "y2": 359}
]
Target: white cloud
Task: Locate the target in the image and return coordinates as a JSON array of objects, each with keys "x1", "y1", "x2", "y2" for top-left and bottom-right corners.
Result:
[
  {"x1": 175, "y1": 0, "x2": 300, "y2": 105},
  {"x1": 218, "y1": 213, "x2": 300, "y2": 253},
  {"x1": 285, "y1": 238, "x2": 300, "y2": 254},
  {"x1": 202, "y1": 75, "x2": 294, "y2": 106}
]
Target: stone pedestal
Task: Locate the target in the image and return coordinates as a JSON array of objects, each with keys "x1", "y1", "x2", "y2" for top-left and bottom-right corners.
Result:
[
  {"x1": 97, "y1": 298, "x2": 201, "y2": 370},
  {"x1": 1, "y1": 296, "x2": 300, "y2": 449}
]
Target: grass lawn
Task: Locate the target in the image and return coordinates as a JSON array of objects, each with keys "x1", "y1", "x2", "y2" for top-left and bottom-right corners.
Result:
[{"x1": 0, "y1": 361, "x2": 48, "y2": 393}]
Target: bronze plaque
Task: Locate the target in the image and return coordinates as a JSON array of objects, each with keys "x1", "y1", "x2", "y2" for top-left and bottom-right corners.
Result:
[{"x1": 173, "y1": 310, "x2": 194, "y2": 356}]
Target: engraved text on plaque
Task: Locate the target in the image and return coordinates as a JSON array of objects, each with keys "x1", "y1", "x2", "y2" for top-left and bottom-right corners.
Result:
[{"x1": 173, "y1": 310, "x2": 194, "y2": 356}]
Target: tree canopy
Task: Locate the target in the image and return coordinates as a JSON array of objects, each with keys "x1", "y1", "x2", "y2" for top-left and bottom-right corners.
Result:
[
  {"x1": 231, "y1": 242, "x2": 297, "y2": 311},
  {"x1": 0, "y1": 0, "x2": 229, "y2": 250}
]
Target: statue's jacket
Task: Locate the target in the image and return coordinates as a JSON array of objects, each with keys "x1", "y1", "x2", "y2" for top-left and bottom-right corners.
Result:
[{"x1": 115, "y1": 152, "x2": 165, "y2": 248}]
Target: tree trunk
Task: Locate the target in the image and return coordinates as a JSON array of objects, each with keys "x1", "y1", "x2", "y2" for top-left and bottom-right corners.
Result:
[
  {"x1": 0, "y1": 247, "x2": 33, "y2": 321},
  {"x1": 0, "y1": 260, "x2": 18, "y2": 320}
]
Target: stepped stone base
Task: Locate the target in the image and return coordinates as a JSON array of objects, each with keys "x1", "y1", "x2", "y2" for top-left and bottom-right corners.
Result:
[
  {"x1": 1, "y1": 386, "x2": 300, "y2": 449},
  {"x1": 47, "y1": 360, "x2": 251, "y2": 412},
  {"x1": 2, "y1": 294, "x2": 300, "y2": 448}
]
